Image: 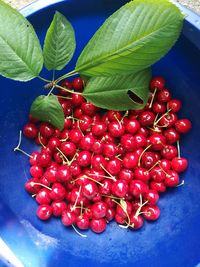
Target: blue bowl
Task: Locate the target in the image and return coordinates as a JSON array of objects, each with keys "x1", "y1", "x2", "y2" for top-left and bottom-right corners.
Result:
[{"x1": 0, "y1": 1, "x2": 200, "y2": 266}]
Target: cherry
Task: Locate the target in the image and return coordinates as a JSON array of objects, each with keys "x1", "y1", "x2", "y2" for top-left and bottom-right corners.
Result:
[
  {"x1": 150, "y1": 166, "x2": 166, "y2": 182},
  {"x1": 159, "y1": 112, "x2": 177, "y2": 127},
  {"x1": 144, "y1": 190, "x2": 159, "y2": 205},
  {"x1": 150, "y1": 181, "x2": 166, "y2": 193},
  {"x1": 142, "y1": 205, "x2": 160, "y2": 220},
  {"x1": 29, "y1": 152, "x2": 39, "y2": 166},
  {"x1": 82, "y1": 180, "x2": 98, "y2": 200},
  {"x1": 72, "y1": 77, "x2": 84, "y2": 92},
  {"x1": 57, "y1": 165, "x2": 71, "y2": 182},
  {"x1": 141, "y1": 152, "x2": 157, "y2": 169},
  {"x1": 108, "y1": 122, "x2": 125, "y2": 137},
  {"x1": 39, "y1": 122, "x2": 54, "y2": 139},
  {"x1": 87, "y1": 169, "x2": 105, "y2": 182},
  {"x1": 149, "y1": 76, "x2": 165, "y2": 91},
  {"x1": 129, "y1": 180, "x2": 148, "y2": 197},
  {"x1": 165, "y1": 170, "x2": 179, "y2": 187},
  {"x1": 99, "y1": 179, "x2": 112, "y2": 195},
  {"x1": 119, "y1": 169, "x2": 134, "y2": 183},
  {"x1": 23, "y1": 123, "x2": 38, "y2": 139},
  {"x1": 51, "y1": 201, "x2": 67, "y2": 217},
  {"x1": 92, "y1": 122, "x2": 107, "y2": 136},
  {"x1": 161, "y1": 145, "x2": 177, "y2": 160},
  {"x1": 175, "y1": 119, "x2": 192, "y2": 134},
  {"x1": 133, "y1": 134, "x2": 147, "y2": 148},
  {"x1": 48, "y1": 137, "x2": 61, "y2": 151},
  {"x1": 157, "y1": 88, "x2": 171, "y2": 102},
  {"x1": 69, "y1": 128, "x2": 83, "y2": 144},
  {"x1": 30, "y1": 165, "x2": 43, "y2": 178},
  {"x1": 25, "y1": 178, "x2": 41, "y2": 194},
  {"x1": 134, "y1": 167, "x2": 150, "y2": 182},
  {"x1": 35, "y1": 134, "x2": 48, "y2": 146},
  {"x1": 36, "y1": 188, "x2": 51, "y2": 205},
  {"x1": 159, "y1": 159, "x2": 171, "y2": 171},
  {"x1": 149, "y1": 133, "x2": 166, "y2": 150},
  {"x1": 36, "y1": 152, "x2": 51, "y2": 168},
  {"x1": 111, "y1": 180, "x2": 129, "y2": 198},
  {"x1": 168, "y1": 99, "x2": 182, "y2": 113},
  {"x1": 61, "y1": 210, "x2": 77, "y2": 226},
  {"x1": 60, "y1": 141, "x2": 76, "y2": 158},
  {"x1": 70, "y1": 161, "x2": 81, "y2": 177},
  {"x1": 71, "y1": 93, "x2": 85, "y2": 107},
  {"x1": 163, "y1": 128, "x2": 180, "y2": 144},
  {"x1": 90, "y1": 218, "x2": 107, "y2": 233},
  {"x1": 79, "y1": 115, "x2": 92, "y2": 132},
  {"x1": 81, "y1": 102, "x2": 98, "y2": 116},
  {"x1": 76, "y1": 215, "x2": 90, "y2": 230},
  {"x1": 137, "y1": 127, "x2": 149, "y2": 137},
  {"x1": 152, "y1": 101, "x2": 166, "y2": 113},
  {"x1": 60, "y1": 129, "x2": 70, "y2": 140},
  {"x1": 49, "y1": 182, "x2": 66, "y2": 201},
  {"x1": 138, "y1": 111, "x2": 155, "y2": 126},
  {"x1": 36, "y1": 204, "x2": 52, "y2": 220},
  {"x1": 92, "y1": 140, "x2": 103, "y2": 155},
  {"x1": 60, "y1": 79, "x2": 72, "y2": 90},
  {"x1": 116, "y1": 201, "x2": 132, "y2": 218},
  {"x1": 91, "y1": 155, "x2": 107, "y2": 169},
  {"x1": 107, "y1": 110, "x2": 122, "y2": 121},
  {"x1": 70, "y1": 187, "x2": 85, "y2": 204},
  {"x1": 123, "y1": 152, "x2": 138, "y2": 169},
  {"x1": 91, "y1": 201, "x2": 108, "y2": 219},
  {"x1": 120, "y1": 134, "x2": 136, "y2": 152},
  {"x1": 106, "y1": 208, "x2": 116, "y2": 221},
  {"x1": 129, "y1": 214, "x2": 144, "y2": 229},
  {"x1": 115, "y1": 214, "x2": 126, "y2": 224},
  {"x1": 171, "y1": 157, "x2": 188, "y2": 173},
  {"x1": 77, "y1": 151, "x2": 91, "y2": 167},
  {"x1": 106, "y1": 158, "x2": 121, "y2": 175},
  {"x1": 125, "y1": 119, "x2": 140, "y2": 134}
]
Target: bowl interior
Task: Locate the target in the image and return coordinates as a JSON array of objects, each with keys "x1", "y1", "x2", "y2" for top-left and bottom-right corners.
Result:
[{"x1": 0, "y1": 1, "x2": 200, "y2": 267}]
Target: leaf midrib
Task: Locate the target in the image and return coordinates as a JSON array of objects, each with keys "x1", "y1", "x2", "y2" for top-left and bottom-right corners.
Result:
[
  {"x1": 84, "y1": 86, "x2": 146, "y2": 96},
  {"x1": 76, "y1": 20, "x2": 177, "y2": 72}
]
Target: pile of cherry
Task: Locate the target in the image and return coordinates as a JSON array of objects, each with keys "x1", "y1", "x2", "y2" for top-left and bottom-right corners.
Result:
[{"x1": 22, "y1": 76, "x2": 192, "y2": 235}]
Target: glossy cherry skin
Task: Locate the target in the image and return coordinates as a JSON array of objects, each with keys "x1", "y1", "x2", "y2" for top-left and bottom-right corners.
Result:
[
  {"x1": 163, "y1": 128, "x2": 180, "y2": 144},
  {"x1": 138, "y1": 111, "x2": 155, "y2": 126},
  {"x1": 60, "y1": 142, "x2": 76, "y2": 158},
  {"x1": 116, "y1": 201, "x2": 132, "y2": 218},
  {"x1": 77, "y1": 151, "x2": 91, "y2": 167},
  {"x1": 92, "y1": 122, "x2": 107, "y2": 136},
  {"x1": 159, "y1": 112, "x2": 177, "y2": 128},
  {"x1": 36, "y1": 152, "x2": 51, "y2": 168},
  {"x1": 168, "y1": 99, "x2": 182, "y2": 113},
  {"x1": 144, "y1": 190, "x2": 159, "y2": 205},
  {"x1": 25, "y1": 178, "x2": 41, "y2": 194},
  {"x1": 36, "y1": 188, "x2": 51, "y2": 205},
  {"x1": 81, "y1": 102, "x2": 98, "y2": 116},
  {"x1": 61, "y1": 210, "x2": 76, "y2": 226},
  {"x1": 125, "y1": 119, "x2": 140, "y2": 134},
  {"x1": 82, "y1": 181, "x2": 98, "y2": 200},
  {"x1": 123, "y1": 152, "x2": 138, "y2": 169},
  {"x1": 72, "y1": 77, "x2": 84, "y2": 92},
  {"x1": 157, "y1": 88, "x2": 171, "y2": 102},
  {"x1": 150, "y1": 181, "x2": 166, "y2": 193},
  {"x1": 161, "y1": 145, "x2": 177, "y2": 160},
  {"x1": 108, "y1": 122, "x2": 125, "y2": 138},
  {"x1": 149, "y1": 133, "x2": 166, "y2": 150},
  {"x1": 141, "y1": 152, "x2": 157, "y2": 169},
  {"x1": 57, "y1": 165, "x2": 72, "y2": 182},
  {"x1": 48, "y1": 137, "x2": 61, "y2": 151},
  {"x1": 150, "y1": 167, "x2": 166, "y2": 182},
  {"x1": 91, "y1": 155, "x2": 106, "y2": 169},
  {"x1": 103, "y1": 143, "x2": 118, "y2": 158},
  {"x1": 120, "y1": 134, "x2": 136, "y2": 152},
  {"x1": 149, "y1": 76, "x2": 165, "y2": 91},
  {"x1": 49, "y1": 183, "x2": 66, "y2": 201},
  {"x1": 23, "y1": 123, "x2": 38, "y2": 139},
  {"x1": 171, "y1": 157, "x2": 188, "y2": 173},
  {"x1": 80, "y1": 134, "x2": 95, "y2": 151},
  {"x1": 142, "y1": 205, "x2": 160, "y2": 220},
  {"x1": 90, "y1": 218, "x2": 107, "y2": 233},
  {"x1": 134, "y1": 167, "x2": 150, "y2": 182},
  {"x1": 51, "y1": 201, "x2": 67, "y2": 217},
  {"x1": 175, "y1": 119, "x2": 192, "y2": 134},
  {"x1": 106, "y1": 208, "x2": 116, "y2": 222},
  {"x1": 69, "y1": 129, "x2": 83, "y2": 144},
  {"x1": 30, "y1": 165, "x2": 43, "y2": 178},
  {"x1": 36, "y1": 204, "x2": 52, "y2": 220},
  {"x1": 91, "y1": 201, "x2": 108, "y2": 219},
  {"x1": 39, "y1": 122, "x2": 55, "y2": 139},
  {"x1": 119, "y1": 169, "x2": 134, "y2": 183},
  {"x1": 129, "y1": 214, "x2": 144, "y2": 229},
  {"x1": 152, "y1": 101, "x2": 166, "y2": 113},
  {"x1": 76, "y1": 215, "x2": 90, "y2": 230},
  {"x1": 106, "y1": 158, "x2": 122, "y2": 175},
  {"x1": 129, "y1": 180, "x2": 148, "y2": 197},
  {"x1": 99, "y1": 179, "x2": 112, "y2": 195},
  {"x1": 111, "y1": 180, "x2": 129, "y2": 198},
  {"x1": 165, "y1": 171, "x2": 179, "y2": 187}
]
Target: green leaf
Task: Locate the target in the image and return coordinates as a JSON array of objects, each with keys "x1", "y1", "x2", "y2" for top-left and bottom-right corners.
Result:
[
  {"x1": 76, "y1": 0, "x2": 183, "y2": 77},
  {"x1": 30, "y1": 95, "x2": 65, "y2": 130},
  {"x1": 0, "y1": 1, "x2": 43, "y2": 81},
  {"x1": 43, "y1": 11, "x2": 76, "y2": 71},
  {"x1": 83, "y1": 68, "x2": 151, "y2": 111}
]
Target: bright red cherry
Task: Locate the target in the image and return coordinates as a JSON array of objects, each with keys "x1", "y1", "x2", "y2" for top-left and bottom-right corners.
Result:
[
  {"x1": 159, "y1": 112, "x2": 177, "y2": 127},
  {"x1": 150, "y1": 181, "x2": 166, "y2": 193},
  {"x1": 149, "y1": 133, "x2": 166, "y2": 150},
  {"x1": 141, "y1": 152, "x2": 157, "y2": 169},
  {"x1": 36, "y1": 188, "x2": 51, "y2": 205},
  {"x1": 76, "y1": 215, "x2": 90, "y2": 230},
  {"x1": 152, "y1": 101, "x2": 166, "y2": 113},
  {"x1": 157, "y1": 88, "x2": 171, "y2": 102},
  {"x1": 106, "y1": 159, "x2": 121, "y2": 175},
  {"x1": 108, "y1": 122, "x2": 125, "y2": 138},
  {"x1": 90, "y1": 218, "x2": 107, "y2": 233},
  {"x1": 150, "y1": 166, "x2": 166, "y2": 182},
  {"x1": 77, "y1": 151, "x2": 91, "y2": 167},
  {"x1": 92, "y1": 140, "x2": 103, "y2": 155},
  {"x1": 144, "y1": 190, "x2": 159, "y2": 205},
  {"x1": 91, "y1": 201, "x2": 108, "y2": 219},
  {"x1": 142, "y1": 205, "x2": 160, "y2": 220},
  {"x1": 134, "y1": 167, "x2": 150, "y2": 182},
  {"x1": 23, "y1": 123, "x2": 38, "y2": 139},
  {"x1": 138, "y1": 111, "x2": 155, "y2": 126},
  {"x1": 163, "y1": 128, "x2": 180, "y2": 144},
  {"x1": 129, "y1": 180, "x2": 148, "y2": 197},
  {"x1": 51, "y1": 201, "x2": 67, "y2": 217},
  {"x1": 91, "y1": 155, "x2": 107, "y2": 169},
  {"x1": 60, "y1": 141, "x2": 76, "y2": 157},
  {"x1": 149, "y1": 76, "x2": 165, "y2": 91},
  {"x1": 129, "y1": 214, "x2": 144, "y2": 229},
  {"x1": 82, "y1": 180, "x2": 98, "y2": 200},
  {"x1": 36, "y1": 204, "x2": 52, "y2": 220},
  {"x1": 49, "y1": 183, "x2": 66, "y2": 201},
  {"x1": 57, "y1": 165, "x2": 71, "y2": 182},
  {"x1": 92, "y1": 122, "x2": 107, "y2": 136},
  {"x1": 168, "y1": 99, "x2": 182, "y2": 113},
  {"x1": 161, "y1": 145, "x2": 177, "y2": 160},
  {"x1": 39, "y1": 122, "x2": 54, "y2": 139},
  {"x1": 119, "y1": 169, "x2": 134, "y2": 183},
  {"x1": 125, "y1": 119, "x2": 140, "y2": 134},
  {"x1": 111, "y1": 180, "x2": 129, "y2": 198},
  {"x1": 30, "y1": 165, "x2": 43, "y2": 178},
  {"x1": 72, "y1": 77, "x2": 84, "y2": 92},
  {"x1": 120, "y1": 134, "x2": 136, "y2": 152},
  {"x1": 123, "y1": 152, "x2": 138, "y2": 169},
  {"x1": 171, "y1": 157, "x2": 188, "y2": 173},
  {"x1": 48, "y1": 137, "x2": 61, "y2": 151},
  {"x1": 71, "y1": 93, "x2": 85, "y2": 107},
  {"x1": 165, "y1": 170, "x2": 179, "y2": 187},
  {"x1": 80, "y1": 134, "x2": 95, "y2": 151},
  {"x1": 36, "y1": 152, "x2": 51, "y2": 168},
  {"x1": 103, "y1": 143, "x2": 118, "y2": 158},
  {"x1": 175, "y1": 119, "x2": 192, "y2": 134},
  {"x1": 81, "y1": 102, "x2": 98, "y2": 116},
  {"x1": 61, "y1": 210, "x2": 76, "y2": 226}
]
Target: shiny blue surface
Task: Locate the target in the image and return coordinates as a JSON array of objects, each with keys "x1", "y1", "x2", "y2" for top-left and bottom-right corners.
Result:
[{"x1": 0, "y1": 1, "x2": 200, "y2": 266}]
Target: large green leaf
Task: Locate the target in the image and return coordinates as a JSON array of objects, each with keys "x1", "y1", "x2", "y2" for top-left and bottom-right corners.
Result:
[
  {"x1": 30, "y1": 95, "x2": 65, "y2": 130},
  {"x1": 0, "y1": 1, "x2": 43, "y2": 81},
  {"x1": 43, "y1": 11, "x2": 76, "y2": 71},
  {"x1": 83, "y1": 68, "x2": 151, "y2": 110},
  {"x1": 76, "y1": 0, "x2": 183, "y2": 77}
]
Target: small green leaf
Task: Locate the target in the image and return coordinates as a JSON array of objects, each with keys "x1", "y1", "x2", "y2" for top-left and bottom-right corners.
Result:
[
  {"x1": 30, "y1": 95, "x2": 65, "y2": 130},
  {"x1": 120, "y1": 199, "x2": 127, "y2": 213},
  {"x1": 76, "y1": 0, "x2": 183, "y2": 77},
  {"x1": 43, "y1": 11, "x2": 76, "y2": 71},
  {"x1": 0, "y1": 0, "x2": 43, "y2": 81},
  {"x1": 83, "y1": 68, "x2": 151, "y2": 111}
]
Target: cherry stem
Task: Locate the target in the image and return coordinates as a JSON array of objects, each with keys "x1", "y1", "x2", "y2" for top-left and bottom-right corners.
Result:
[
  {"x1": 176, "y1": 180, "x2": 185, "y2": 187},
  {"x1": 112, "y1": 199, "x2": 131, "y2": 227},
  {"x1": 55, "y1": 70, "x2": 78, "y2": 84},
  {"x1": 38, "y1": 76, "x2": 51, "y2": 83},
  {"x1": 55, "y1": 95, "x2": 72, "y2": 100},
  {"x1": 47, "y1": 85, "x2": 55, "y2": 97},
  {"x1": 89, "y1": 173, "x2": 116, "y2": 181},
  {"x1": 138, "y1": 144, "x2": 152, "y2": 167},
  {"x1": 114, "y1": 115, "x2": 122, "y2": 127},
  {"x1": 32, "y1": 182, "x2": 52, "y2": 191},
  {"x1": 71, "y1": 224, "x2": 87, "y2": 238},
  {"x1": 56, "y1": 147, "x2": 70, "y2": 165},
  {"x1": 72, "y1": 186, "x2": 82, "y2": 211},
  {"x1": 120, "y1": 110, "x2": 129, "y2": 123},
  {"x1": 100, "y1": 164, "x2": 116, "y2": 181},
  {"x1": 177, "y1": 140, "x2": 181, "y2": 158},
  {"x1": 147, "y1": 160, "x2": 160, "y2": 172},
  {"x1": 84, "y1": 176, "x2": 104, "y2": 186},
  {"x1": 135, "y1": 200, "x2": 148, "y2": 217},
  {"x1": 55, "y1": 84, "x2": 81, "y2": 95},
  {"x1": 38, "y1": 132, "x2": 46, "y2": 148},
  {"x1": 158, "y1": 164, "x2": 169, "y2": 176},
  {"x1": 149, "y1": 88, "x2": 157, "y2": 109},
  {"x1": 154, "y1": 108, "x2": 172, "y2": 126},
  {"x1": 14, "y1": 131, "x2": 33, "y2": 158}
]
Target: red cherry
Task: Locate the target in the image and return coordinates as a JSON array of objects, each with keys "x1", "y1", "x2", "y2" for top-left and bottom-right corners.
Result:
[
  {"x1": 142, "y1": 205, "x2": 160, "y2": 220},
  {"x1": 49, "y1": 183, "x2": 66, "y2": 201},
  {"x1": 138, "y1": 111, "x2": 155, "y2": 126},
  {"x1": 129, "y1": 214, "x2": 144, "y2": 229},
  {"x1": 106, "y1": 208, "x2": 116, "y2": 221},
  {"x1": 141, "y1": 152, "x2": 157, "y2": 169},
  {"x1": 116, "y1": 201, "x2": 132, "y2": 218},
  {"x1": 90, "y1": 218, "x2": 106, "y2": 233},
  {"x1": 150, "y1": 181, "x2": 166, "y2": 193},
  {"x1": 107, "y1": 110, "x2": 122, "y2": 121},
  {"x1": 133, "y1": 134, "x2": 147, "y2": 148},
  {"x1": 36, "y1": 188, "x2": 51, "y2": 205},
  {"x1": 77, "y1": 151, "x2": 91, "y2": 167},
  {"x1": 99, "y1": 179, "x2": 112, "y2": 195},
  {"x1": 60, "y1": 141, "x2": 76, "y2": 158},
  {"x1": 92, "y1": 140, "x2": 103, "y2": 154},
  {"x1": 72, "y1": 77, "x2": 84, "y2": 92},
  {"x1": 168, "y1": 99, "x2": 182, "y2": 113},
  {"x1": 60, "y1": 79, "x2": 72, "y2": 90},
  {"x1": 125, "y1": 119, "x2": 140, "y2": 134},
  {"x1": 39, "y1": 122, "x2": 54, "y2": 139},
  {"x1": 149, "y1": 133, "x2": 166, "y2": 150},
  {"x1": 165, "y1": 170, "x2": 179, "y2": 187},
  {"x1": 134, "y1": 167, "x2": 150, "y2": 182},
  {"x1": 81, "y1": 102, "x2": 98, "y2": 116},
  {"x1": 144, "y1": 190, "x2": 159, "y2": 205},
  {"x1": 149, "y1": 76, "x2": 165, "y2": 91},
  {"x1": 82, "y1": 180, "x2": 98, "y2": 200},
  {"x1": 171, "y1": 157, "x2": 188, "y2": 173},
  {"x1": 129, "y1": 180, "x2": 148, "y2": 197},
  {"x1": 108, "y1": 122, "x2": 125, "y2": 138},
  {"x1": 30, "y1": 165, "x2": 43, "y2": 178},
  {"x1": 157, "y1": 88, "x2": 171, "y2": 102},
  {"x1": 23, "y1": 123, "x2": 38, "y2": 139},
  {"x1": 51, "y1": 201, "x2": 67, "y2": 217},
  {"x1": 152, "y1": 102, "x2": 166, "y2": 113},
  {"x1": 120, "y1": 134, "x2": 136, "y2": 152},
  {"x1": 76, "y1": 215, "x2": 90, "y2": 230},
  {"x1": 150, "y1": 166, "x2": 166, "y2": 182},
  {"x1": 48, "y1": 137, "x2": 61, "y2": 151},
  {"x1": 111, "y1": 180, "x2": 129, "y2": 198},
  {"x1": 71, "y1": 93, "x2": 85, "y2": 107},
  {"x1": 163, "y1": 128, "x2": 180, "y2": 144},
  {"x1": 123, "y1": 152, "x2": 138, "y2": 169},
  {"x1": 25, "y1": 178, "x2": 41, "y2": 194},
  {"x1": 36, "y1": 152, "x2": 51, "y2": 168},
  {"x1": 161, "y1": 145, "x2": 177, "y2": 160},
  {"x1": 57, "y1": 165, "x2": 72, "y2": 182},
  {"x1": 175, "y1": 119, "x2": 192, "y2": 134},
  {"x1": 106, "y1": 158, "x2": 121, "y2": 175},
  {"x1": 61, "y1": 210, "x2": 76, "y2": 226},
  {"x1": 69, "y1": 128, "x2": 83, "y2": 144},
  {"x1": 79, "y1": 115, "x2": 92, "y2": 132},
  {"x1": 29, "y1": 152, "x2": 39, "y2": 166},
  {"x1": 91, "y1": 201, "x2": 108, "y2": 219},
  {"x1": 92, "y1": 122, "x2": 107, "y2": 136},
  {"x1": 119, "y1": 169, "x2": 134, "y2": 183},
  {"x1": 36, "y1": 204, "x2": 52, "y2": 220},
  {"x1": 91, "y1": 155, "x2": 107, "y2": 170},
  {"x1": 159, "y1": 112, "x2": 177, "y2": 127}
]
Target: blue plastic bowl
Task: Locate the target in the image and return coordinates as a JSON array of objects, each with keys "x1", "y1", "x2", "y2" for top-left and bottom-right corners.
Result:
[{"x1": 0, "y1": 1, "x2": 200, "y2": 266}]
